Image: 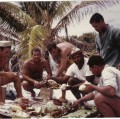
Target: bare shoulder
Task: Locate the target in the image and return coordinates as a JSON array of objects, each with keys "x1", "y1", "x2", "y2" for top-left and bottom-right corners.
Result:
[
  {"x1": 57, "y1": 42, "x2": 74, "y2": 55},
  {"x1": 57, "y1": 42, "x2": 74, "y2": 49},
  {"x1": 41, "y1": 58, "x2": 48, "y2": 64},
  {"x1": 23, "y1": 58, "x2": 33, "y2": 66}
]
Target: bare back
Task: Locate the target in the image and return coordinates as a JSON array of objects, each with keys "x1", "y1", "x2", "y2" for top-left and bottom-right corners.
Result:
[
  {"x1": 57, "y1": 42, "x2": 75, "y2": 56},
  {"x1": 55, "y1": 42, "x2": 75, "y2": 76}
]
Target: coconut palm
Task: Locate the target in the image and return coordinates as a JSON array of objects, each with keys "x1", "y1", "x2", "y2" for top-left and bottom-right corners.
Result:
[
  {"x1": 0, "y1": 1, "x2": 120, "y2": 61},
  {"x1": 20, "y1": 1, "x2": 120, "y2": 59},
  {"x1": 0, "y1": 2, "x2": 36, "y2": 52}
]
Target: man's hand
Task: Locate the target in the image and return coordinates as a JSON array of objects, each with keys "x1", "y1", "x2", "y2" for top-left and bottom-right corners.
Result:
[
  {"x1": 34, "y1": 80, "x2": 47, "y2": 88},
  {"x1": 72, "y1": 100, "x2": 80, "y2": 110},
  {"x1": 84, "y1": 84, "x2": 95, "y2": 93}
]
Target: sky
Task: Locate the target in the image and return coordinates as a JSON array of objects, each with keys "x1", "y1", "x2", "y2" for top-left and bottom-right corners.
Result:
[
  {"x1": 2, "y1": 0, "x2": 120, "y2": 37},
  {"x1": 58, "y1": 2, "x2": 120, "y2": 37}
]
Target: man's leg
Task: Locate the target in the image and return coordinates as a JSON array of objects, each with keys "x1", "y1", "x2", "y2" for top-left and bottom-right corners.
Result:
[
  {"x1": 13, "y1": 75, "x2": 23, "y2": 98},
  {"x1": 94, "y1": 93, "x2": 120, "y2": 117},
  {"x1": 22, "y1": 81, "x2": 35, "y2": 97},
  {"x1": 59, "y1": 89, "x2": 68, "y2": 103},
  {"x1": 67, "y1": 77, "x2": 83, "y2": 99},
  {"x1": 0, "y1": 72, "x2": 22, "y2": 98}
]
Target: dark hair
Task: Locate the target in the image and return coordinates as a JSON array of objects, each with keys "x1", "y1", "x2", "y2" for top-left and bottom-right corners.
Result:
[
  {"x1": 31, "y1": 48, "x2": 41, "y2": 55},
  {"x1": 88, "y1": 55, "x2": 105, "y2": 67},
  {"x1": 90, "y1": 13, "x2": 104, "y2": 24},
  {"x1": 47, "y1": 42, "x2": 57, "y2": 52}
]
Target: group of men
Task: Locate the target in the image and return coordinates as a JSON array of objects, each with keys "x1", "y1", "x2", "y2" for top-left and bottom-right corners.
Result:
[{"x1": 0, "y1": 12, "x2": 120, "y2": 117}]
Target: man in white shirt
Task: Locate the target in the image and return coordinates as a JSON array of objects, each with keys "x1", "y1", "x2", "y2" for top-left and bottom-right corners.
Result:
[
  {"x1": 73, "y1": 55, "x2": 120, "y2": 117},
  {"x1": 49, "y1": 48, "x2": 95, "y2": 101}
]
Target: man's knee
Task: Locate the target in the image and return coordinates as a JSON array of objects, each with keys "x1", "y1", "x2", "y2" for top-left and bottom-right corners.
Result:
[
  {"x1": 22, "y1": 81, "x2": 32, "y2": 90},
  {"x1": 94, "y1": 93, "x2": 105, "y2": 105},
  {"x1": 67, "y1": 77, "x2": 75, "y2": 85},
  {"x1": 13, "y1": 75, "x2": 21, "y2": 84}
]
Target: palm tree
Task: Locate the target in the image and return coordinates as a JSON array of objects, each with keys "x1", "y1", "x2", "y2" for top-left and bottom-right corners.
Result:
[
  {"x1": 0, "y1": 1, "x2": 120, "y2": 60},
  {"x1": 0, "y1": 2, "x2": 36, "y2": 51}
]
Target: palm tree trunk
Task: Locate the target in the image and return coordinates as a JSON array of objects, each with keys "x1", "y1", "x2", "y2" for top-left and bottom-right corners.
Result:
[{"x1": 65, "y1": 24, "x2": 69, "y2": 42}]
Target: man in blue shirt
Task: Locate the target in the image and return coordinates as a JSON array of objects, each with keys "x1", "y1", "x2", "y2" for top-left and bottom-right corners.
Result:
[{"x1": 90, "y1": 13, "x2": 120, "y2": 68}]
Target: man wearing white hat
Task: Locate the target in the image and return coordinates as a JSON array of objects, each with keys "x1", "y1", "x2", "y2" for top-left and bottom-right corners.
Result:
[
  {"x1": 49, "y1": 47, "x2": 96, "y2": 102},
  {"x1": 0, "y1": 41, "x2": 22, "y2": 99}
]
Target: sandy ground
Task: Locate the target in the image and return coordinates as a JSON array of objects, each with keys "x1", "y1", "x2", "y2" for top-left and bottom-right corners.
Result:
[
  {"x1": 6, "y1": 82, "x2": 95, "y2": 107},
  {"x1": 6, "y1": 82, "x2": 76, "y2": 100}
]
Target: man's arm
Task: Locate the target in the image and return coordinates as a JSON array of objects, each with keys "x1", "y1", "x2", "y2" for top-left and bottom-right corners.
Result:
[
  {"x1": 72, "y1": 92, "x2": 94, "y2": 108},
  {"x1": 87, "y1": 84, "x2": 116, "y2": 96},
  {"x1": 114, "y1": 28, "x2": 120, "y2": 68},
  {"x1": 21, "y1": 62, "x2": 36, "y2": 84},
  {"x1": 95, "y1": 36, "x2": 100, "y2": 55},
  {"x1": 22, "y1": 61, "x2": 30, "y2": 76},
  {"x1": 44, "y1": 60, "x2": 52, "y2": 78},
  {"x1": 49, "y1": 75, "x2": 70, "y2": 84},
  {"x1": 71, "y1": 76, "x2": 95, "y2": 92},
  {"x1": 3, "y1": 60, "x2": 9, "y2": 71}
]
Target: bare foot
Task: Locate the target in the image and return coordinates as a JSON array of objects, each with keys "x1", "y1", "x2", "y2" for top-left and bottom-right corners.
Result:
[{"x1": 59, "y1": 97, "x2": 68, "y2": 103}]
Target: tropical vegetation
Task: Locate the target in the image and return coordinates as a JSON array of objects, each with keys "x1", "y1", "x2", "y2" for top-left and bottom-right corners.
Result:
[{"x1": 0, "y1": 1, "x2": 120, "y2": 61}]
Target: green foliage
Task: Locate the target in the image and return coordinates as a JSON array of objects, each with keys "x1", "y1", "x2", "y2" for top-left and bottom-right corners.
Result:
[
  {"x1": 1, "y1": 1, "x2": 120, "y2": 62},
  {"x1": 77, "y1": 32, "x2": 95, "y2": 43},
  {"x1": 29, "y1": 25, "x2": 50, "y2": 58}
]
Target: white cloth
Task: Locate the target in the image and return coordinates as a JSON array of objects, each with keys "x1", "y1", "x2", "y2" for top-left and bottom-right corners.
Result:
[
  {"x1": 48, "y1": 53, "x2": 58, "y2": 76},
  {"x1": 99, "y1": 65, "x2": 120, "y2": 97},
  {"x1": 65, "y1": 58, "x2": 93, "y2": 81}
]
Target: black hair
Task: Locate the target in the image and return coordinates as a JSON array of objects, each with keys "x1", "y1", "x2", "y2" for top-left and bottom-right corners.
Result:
[
  {"x1": 88, "y1": 55, "x2": 105, "y2": 67},
  {"x1": 90, "y1": 13, "x2": 104, "y2": 24},
  {"x1": 31, "y1": 47, "x2": 41, "y2": 55},
  {"x1": 47, "y1": 42, "x2": 57, "y2": 52}
]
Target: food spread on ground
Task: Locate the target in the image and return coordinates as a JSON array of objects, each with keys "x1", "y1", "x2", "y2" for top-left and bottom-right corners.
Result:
[{"x1": 0, "y1": 97, "x2": 79, "y2": 118}]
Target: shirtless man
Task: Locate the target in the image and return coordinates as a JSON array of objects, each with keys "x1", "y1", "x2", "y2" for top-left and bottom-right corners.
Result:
[
  {"x1": 22, "y1": 47, "x2": 52, "y2": 97},
  {"x1": 47, "y1": 42, "x2": 75, "y2": 77},
  {"x1": 0, "y1": 41, "x2": 22, "y2": 99}
]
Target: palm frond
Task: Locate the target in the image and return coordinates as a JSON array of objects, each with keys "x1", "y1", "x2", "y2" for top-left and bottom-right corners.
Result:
[
  {"x1": 0, "y1": 2, "x2": 36, "y2": 32},
  {"x1": 54, "y1": 0, "x2": 120, "y2": 33},
  {"x1": 52, "y1": 1, "x2": 72, "y2": 20},
  {"x1": 0, "y1": 18, "x2": 20, "y2": 42}
]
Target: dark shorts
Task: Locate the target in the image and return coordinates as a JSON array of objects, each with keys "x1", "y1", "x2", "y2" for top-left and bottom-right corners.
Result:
[{"x1": 68, "y1": 77, "x2": 83, "y2": 85}]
